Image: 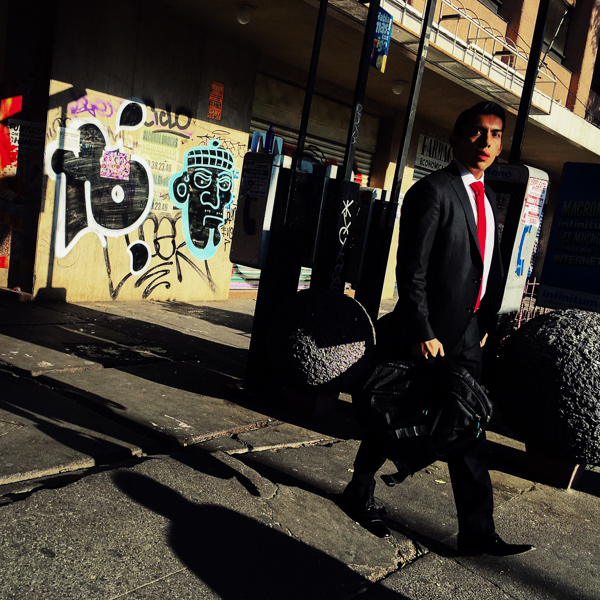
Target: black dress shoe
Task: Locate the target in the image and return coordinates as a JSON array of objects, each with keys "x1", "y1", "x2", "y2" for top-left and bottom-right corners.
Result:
[
  {"x1": 458, "y1": 532, "x2": 535, "y2": 556},
  {"x1": 352, "y1": 506, "x2": 392, "y2": 539},
  {"x1": 381, "y1": 472, "x2": 408, "y2": 487},
  {"x1": 342, "y1": 485, "x2": 391, "y2": 538}
]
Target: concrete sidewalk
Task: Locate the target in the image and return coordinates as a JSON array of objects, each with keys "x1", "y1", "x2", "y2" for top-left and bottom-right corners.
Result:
[{"x1": 0, "y1": 296, "x2": 599, "y2": 599}]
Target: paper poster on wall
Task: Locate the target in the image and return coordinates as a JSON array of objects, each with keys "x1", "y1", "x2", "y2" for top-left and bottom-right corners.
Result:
[
  {"x1": 0, "y1": 96, "x2": 23, "y2": 178},
  {"x1": 139, "y1": 129, "x2": 178, "y2": 211},
  {"x1": 522, "y1": 177, "x2": 546, "y2": 225},
  {"x1": 101, "y1": 150, "x2": 131, "y2": 180},
  {"x1": 208, "y1": 82, "x2": 224, "y2": 120},
  {"x1": 370, "y1": 7, "x2": 393, "y2": 73}
]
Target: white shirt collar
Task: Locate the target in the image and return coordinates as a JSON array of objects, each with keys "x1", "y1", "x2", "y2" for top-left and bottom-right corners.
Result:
[{"x1": 453, "y1": 159, "x2": 485, "y2": 188}]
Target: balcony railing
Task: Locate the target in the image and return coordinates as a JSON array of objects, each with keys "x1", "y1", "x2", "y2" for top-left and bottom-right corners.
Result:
[{"x1": 383, "y1": 0, "x2": 557, "y2": 114}]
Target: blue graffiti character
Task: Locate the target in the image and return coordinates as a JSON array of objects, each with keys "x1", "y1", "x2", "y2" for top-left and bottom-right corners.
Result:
[{"x1": 169, "y1": 139, "x2": 234, "y2": 260}]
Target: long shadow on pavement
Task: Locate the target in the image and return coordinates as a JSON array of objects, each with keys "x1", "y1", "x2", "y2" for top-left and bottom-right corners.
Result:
[
  {"x1": 157, "y1": 300, "x2": 255, "y2": 334},
  {"x1": 113, "y1": 470, "x2": 411, "y2": 600},
  {"x1": 0, "y1": 300, "x2": 365, "y2": 454}
]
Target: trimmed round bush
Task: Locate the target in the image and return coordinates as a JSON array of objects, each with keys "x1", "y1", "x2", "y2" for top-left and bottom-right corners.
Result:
[{"x1": 494, "y1": 309, "x2": 600, "y2": 465}]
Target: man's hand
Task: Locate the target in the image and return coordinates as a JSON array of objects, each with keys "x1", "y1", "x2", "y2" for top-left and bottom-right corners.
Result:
[
  {"x1": 411, "y1": 338, "x2": 445, "y2": 360},
  {"x1": 480, "y1": 333, "x2": 488, "y2": 347}
]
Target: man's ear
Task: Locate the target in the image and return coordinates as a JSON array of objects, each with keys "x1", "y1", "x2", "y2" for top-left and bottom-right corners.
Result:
[{"x1": 449, "y1": 134, "x2": 457, "y2": 150}]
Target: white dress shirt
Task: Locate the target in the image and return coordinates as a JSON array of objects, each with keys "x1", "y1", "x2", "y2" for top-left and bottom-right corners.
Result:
[{"x1": 454, "y1": 160, "x2": 495, "y2": 302}]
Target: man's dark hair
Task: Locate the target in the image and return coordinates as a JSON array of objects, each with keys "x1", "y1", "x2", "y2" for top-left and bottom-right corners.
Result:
[{"x1": 453, "y1": 101, "x2": 506, "y2": 137}]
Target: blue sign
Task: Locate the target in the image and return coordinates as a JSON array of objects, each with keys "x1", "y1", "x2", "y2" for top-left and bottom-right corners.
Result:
[
  {"x1": 538, "y1": 162, "x2": 600, "y2": 312},
  {"x1": 371, "y1": 7, "x2": 393, "y2": 73}
]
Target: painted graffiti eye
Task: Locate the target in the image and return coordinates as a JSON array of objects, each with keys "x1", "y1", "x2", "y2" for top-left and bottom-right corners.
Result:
[
  {"x1": 176, "y1": 181, "x2": 188, "y2": 199},
  {"x1": 112, "y1": 185, "x2": 125, "y2": 203},
  {"x1": 193, "y1": 169, "x2": 212, "y2": 189},
  {"x1": 218, "y1": 174, "x2": 232, "y2": 192}
]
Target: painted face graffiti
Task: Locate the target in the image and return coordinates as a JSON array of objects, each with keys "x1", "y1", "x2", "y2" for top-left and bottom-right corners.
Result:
[{"x1": 168, "y1": 139, "x2": 234, "y2": 260}]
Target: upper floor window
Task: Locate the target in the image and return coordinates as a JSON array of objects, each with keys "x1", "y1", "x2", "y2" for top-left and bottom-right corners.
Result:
[
  {"x1": 478, "y1": 0, "x2": 503, "y2": 14},
  {"x1": 591, "y1": 48, "x2": 600, "y2": 96},
  {"x1": 542, "y1": 0, "x2": 572, "y2": 63}
]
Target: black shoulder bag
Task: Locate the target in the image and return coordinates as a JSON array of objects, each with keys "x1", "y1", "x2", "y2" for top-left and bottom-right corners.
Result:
[{"x1": 352, "y1": 356, "x2": 493, "y2": 485}]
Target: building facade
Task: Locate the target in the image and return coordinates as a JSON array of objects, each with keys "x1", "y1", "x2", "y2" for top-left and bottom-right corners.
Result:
[{"x1": 1, "y1": 0, "x2": 599, "y2": 302}]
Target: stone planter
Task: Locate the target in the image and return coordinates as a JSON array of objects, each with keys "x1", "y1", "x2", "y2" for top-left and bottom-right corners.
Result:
[
  {"x1": 268, "y1": 289, "x2": 375, "y2": 393},
  {"x1": 493, "y1": 309, "x2": 600, "y2": 484}
]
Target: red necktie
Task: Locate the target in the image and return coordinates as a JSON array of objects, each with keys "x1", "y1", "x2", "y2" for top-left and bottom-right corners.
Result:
[{"x1": 470, "y1": 180, "x2": 486, "y2": 311}]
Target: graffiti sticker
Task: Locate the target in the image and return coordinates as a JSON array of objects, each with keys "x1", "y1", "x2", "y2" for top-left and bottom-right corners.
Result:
[
  {"x1": 208, "y1": 82, "x2": 224, "y2": 121},
  {"x1": 100, "y1": 150, "x2": 131, "y2": 180}
]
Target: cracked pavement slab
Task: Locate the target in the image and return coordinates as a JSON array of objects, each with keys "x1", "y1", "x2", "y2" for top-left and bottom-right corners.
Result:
[
  {"x1": 0, "y1": 453, "x2": 401, "y2": 599},
  {"x1": 0, "y1": 371, "x2": 151, "y2": 486},
  {"x1": 0, "y1": 333, "x2": 101, "y2": 376},
  {"x1": 235, "y1": 421, "x2": 339, "y2": 453},
  {"x1": 42, "y1": 364, "x2": 277, "y2": 447},
  {"x1": 267, "y1": 483, "x2": 403, "y2": 581}
]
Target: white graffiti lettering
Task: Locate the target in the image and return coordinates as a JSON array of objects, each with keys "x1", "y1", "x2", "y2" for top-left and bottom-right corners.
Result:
[{"x1": 331, "y1": 198, "x2": 354, "y2": 291}]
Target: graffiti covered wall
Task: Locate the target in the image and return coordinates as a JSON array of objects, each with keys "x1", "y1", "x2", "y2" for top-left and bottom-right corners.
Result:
[{"x1": 37, "y1": 82, "x2": 247, "y2": 301}]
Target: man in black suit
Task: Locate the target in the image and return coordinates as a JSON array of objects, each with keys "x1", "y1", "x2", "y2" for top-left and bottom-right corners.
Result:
[{"x1": 344, "y1": 101, "x2": 534, "y2": 556}]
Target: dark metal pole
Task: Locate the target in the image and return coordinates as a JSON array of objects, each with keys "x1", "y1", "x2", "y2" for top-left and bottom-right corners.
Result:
[
  {"x1": 390, "y1": 0, "x2": 438, "y2": 202},
  {"x1": 310, "y1": 0, "x2": 380, "y2": 290},
  {"x1": 509, "y1": 0, "x2": 552, "y2": 165},
  {"x1": 354, "y1": 0, "x2": 437, "y2": 320},
  {"x1": 341, "y1": 0, "x2": 381, "y2": 182},
  {"x1": 292, "y1": 0, "x2": 329, "y2": 175},
  {"x1": 244, "y1": 0, "x2": 328, "y2": 392}
]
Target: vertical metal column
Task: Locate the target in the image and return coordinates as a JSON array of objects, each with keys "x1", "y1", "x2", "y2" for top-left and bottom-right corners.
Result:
[
  {"x1": 509, "y1": 0, "x2": 551, "y2": 165},
  {"x1": 291, "y1": 0, "x2": 329, "y2": 177},
  {"x1": 355, "y1": 0, "x2": 438, "y2": 321},
  {"x1": 390, "y1": 0, "x2": 438, "y2": 202},
  {"x1": 341, "y1": 0, "x2": 381, "y2": 182},
  {"x1": 243, "y1": 0, "x2": 328, "y2": 393},
  {"x1": 311, "y1": 0, "x2": 380, "y2": 291}
]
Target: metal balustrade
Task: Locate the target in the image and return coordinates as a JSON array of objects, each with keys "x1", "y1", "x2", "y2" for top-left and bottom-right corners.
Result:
[{"x1": 383, "y1": 0, "x2": 557, "y2": 114}]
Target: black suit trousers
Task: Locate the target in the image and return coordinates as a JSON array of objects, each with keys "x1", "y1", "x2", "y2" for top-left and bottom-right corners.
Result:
[{"x1": 353, "y1": 313, "x2": 495, "y2": 538}]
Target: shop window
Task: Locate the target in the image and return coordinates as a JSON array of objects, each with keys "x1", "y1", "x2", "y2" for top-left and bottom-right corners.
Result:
[{"x1": 542, "y1": 0, "x2": 572, "y2": 63}]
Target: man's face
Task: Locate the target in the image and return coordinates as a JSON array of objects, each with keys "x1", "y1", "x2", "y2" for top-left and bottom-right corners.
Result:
[{"x1": 451, "y1": 114, "x2": 503, "y2": 179}]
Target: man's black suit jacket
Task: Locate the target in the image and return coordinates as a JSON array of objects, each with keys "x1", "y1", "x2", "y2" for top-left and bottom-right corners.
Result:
[{"x1": 395, "y1": 162, "x2": 504, "y2": 355}]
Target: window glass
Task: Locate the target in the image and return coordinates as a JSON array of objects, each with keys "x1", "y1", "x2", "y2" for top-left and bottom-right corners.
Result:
[
  {"x1": 543, "y1": 0, "x2": 572, "y2": 62},
  {"x1": 591, "y1": 49, "x2": 600, "y2": 95},
  {"x1": 478, "y1": 0, "x2": 502, "y2": 13}
]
